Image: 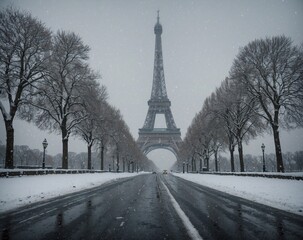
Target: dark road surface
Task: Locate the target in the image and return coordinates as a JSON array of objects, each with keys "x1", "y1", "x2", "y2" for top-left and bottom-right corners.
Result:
[{"x1": 0, "y1": 173, "x2": 302, "y2": 240}]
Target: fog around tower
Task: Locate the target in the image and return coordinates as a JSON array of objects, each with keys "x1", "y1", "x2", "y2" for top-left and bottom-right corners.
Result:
[{"x1": 0, "y1": 0, "x2": 303, "y2": 170}]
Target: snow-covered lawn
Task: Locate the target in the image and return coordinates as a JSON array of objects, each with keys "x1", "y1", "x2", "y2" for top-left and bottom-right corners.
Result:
[
  {"x1": 173, "y1": 173, "x2": 303, "y2": 216},
  {"x1": 0, "y1": 172, "x2": 145, "y2": 214}
]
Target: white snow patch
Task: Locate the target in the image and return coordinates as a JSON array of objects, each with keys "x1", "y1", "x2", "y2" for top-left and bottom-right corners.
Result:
[
  {"x1": 0, "y1": 172, "x2": 146, "y2": 213},
  {"x1": 173, "y1": 173, "x2": 303, "y2": 216}
]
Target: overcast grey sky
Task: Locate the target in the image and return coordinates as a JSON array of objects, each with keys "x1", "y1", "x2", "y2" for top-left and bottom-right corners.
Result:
[{"x1": 0, "y1": 0, "x2": 303, "y2": 169}]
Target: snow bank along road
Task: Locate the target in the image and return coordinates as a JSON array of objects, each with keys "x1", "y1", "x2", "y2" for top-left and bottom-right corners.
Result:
[
  {"x1": 0, "y1": 173, "x2": 303, "y2": 240},
  {"x1": 173, "y1": 172, "x2": 303, "y2": 216},
  {"x1": 0, "y1": 172, "x2": 143, "y2": 213}
]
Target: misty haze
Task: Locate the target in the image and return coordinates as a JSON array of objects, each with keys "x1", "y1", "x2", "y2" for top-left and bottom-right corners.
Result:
[{"x1": 0, "y1": 0, "x2": 303, "y2": 239}]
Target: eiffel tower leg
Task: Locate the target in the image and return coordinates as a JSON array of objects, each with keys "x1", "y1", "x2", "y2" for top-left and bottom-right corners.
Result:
[{"x1": 143, "y1": 109, "x2": 156, "y2": 129}]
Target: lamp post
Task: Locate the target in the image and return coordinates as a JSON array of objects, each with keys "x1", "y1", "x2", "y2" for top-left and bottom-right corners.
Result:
[
  {"x1": 183, "y1": 161, "x2": 185, "y2": 173},
  {"x1": 42, "y1": 139, "x2": 48, "y2": 169},
  {"x1": 261, "y1": 143, "x2": 266, "y2": 172},
  {"x1": 109, "y1": 164, "x2": 111, "y2": 172}
]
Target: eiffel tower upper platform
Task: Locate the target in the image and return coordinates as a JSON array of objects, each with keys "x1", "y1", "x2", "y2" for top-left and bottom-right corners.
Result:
[{"x1": 137, "y1": 12, "x2": 182, "y2": 158}]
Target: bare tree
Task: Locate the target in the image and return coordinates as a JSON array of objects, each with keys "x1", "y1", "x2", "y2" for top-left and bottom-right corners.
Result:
[
  {"x1": 181, "y1": 106, "x2": 220, "y2": 172},
  {"x1": 203, "y1": 96, "x2": 226, "y2": 172},
  {"x1": 179, "y1": 134, "x2": 197, "y2": 172},
  {"x1": 220, "y1": 78, "x2": 263, "y2": 171},
  {"x1": 74, "y1": 80, "x2": 107, "y2": 169},
  {"x1": 95, "y1": 104, "x2": 148, "y2": 172},
  {"x1": 95, "y1": 102, "x2": 119, "y2": 170},
  {"x1": 207, "y1": 78, "x2": 264, "y2": 172},
  {"x1": 0, "y1": 8, "x2": 51, "y2": 168},
  {"x1": 182, "y1": 123, "x2": 204, "y2": 172},
  {"x1": 27, "y1": 31, "x2": 92, "y2": 169},
  {"x1": 230, "y1": 36, "x2": 303, "y2": 172},
  {"x1": 181, "y1": 78, "x2": 263, "y2": 173},
  {"x1": 207, "y1": 86, "x2": 237, "y2": 172},
  {"x1": 108, "y1": 110, "x2": 130, "y2": 172}
]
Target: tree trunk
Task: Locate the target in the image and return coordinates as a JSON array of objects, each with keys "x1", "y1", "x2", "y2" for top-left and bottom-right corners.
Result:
[
  {"x1": 100, "y1": 143, "x2": 104, "y2": 170},
  {"x1": 116, "y1": 152, "x2": 119, "y2": 172},
  {"x1": 214, "y1": 150, "x2": 218, "y2": 172},
  {"x1": 61, "y1": 121, "x2": 69, "y2": 169},
  {"x1": 229, "y1": 145, "x2": 235, "y2": 172},
  {"x1": 206, "y1": 154, "x2": 209, "y2": 171},
  {"x1": 5, "y1": 120, "x2": 14, "y2": 169},
  {"x1": 191, "y1": 157, "x2": 194, "y2": 172},
  {"x1": 238, "y1": 140, "x2": 245, "y2": 172},
  {"x1": 62, "y1": 138, "x2": 68, "y2": 169},
  {"x1": 87, "y1": 144, "x2": 92, "y2": 170},
  {"x1": 272, "y1": 125, "x2": 284, "y2": 172}
]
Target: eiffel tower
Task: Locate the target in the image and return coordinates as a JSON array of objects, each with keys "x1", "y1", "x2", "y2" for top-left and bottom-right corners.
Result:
[{"x1": 137, "y1": 12, "x2": 182, "y2": 158}]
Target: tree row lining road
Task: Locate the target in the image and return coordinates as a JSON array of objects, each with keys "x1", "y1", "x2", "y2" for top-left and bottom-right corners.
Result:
[{"x1": 0, "y1": 174, "x2": 302, "y2": 240}]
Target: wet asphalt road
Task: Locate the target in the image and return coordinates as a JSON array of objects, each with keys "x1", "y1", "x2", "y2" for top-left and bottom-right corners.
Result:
[{"x1": 0, "y1": 173, "x2": 302, "y2": 240}]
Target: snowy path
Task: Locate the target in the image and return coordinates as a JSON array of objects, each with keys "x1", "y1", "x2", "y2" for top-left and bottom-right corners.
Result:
[
  {"x1": 1, "y1": 173, "x2": 302, "y2": 240},
  {"x1": 173, "y1": 172, "x2": 303, "y2": 216},
  {"x1": 0, "y1": 172, "x2": 146, "y2": 213}
]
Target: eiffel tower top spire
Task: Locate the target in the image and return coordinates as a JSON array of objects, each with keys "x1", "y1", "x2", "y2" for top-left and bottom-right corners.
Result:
[
  {"x1": 151, "y1": 10, "x2": 167, "y2": 100},
  {"x1": 154, "y1": 10, "x2": 162, "y2": 34}
]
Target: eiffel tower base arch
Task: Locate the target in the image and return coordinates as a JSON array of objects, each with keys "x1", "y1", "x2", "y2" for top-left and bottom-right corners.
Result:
[{"x1": 137, "y1": 129, "x2": 182, "y2": 160}]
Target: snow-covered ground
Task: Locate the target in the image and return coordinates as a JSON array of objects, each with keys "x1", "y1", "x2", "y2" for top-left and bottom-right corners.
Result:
[
  {"x1": 1, "y1": 171, "x2": 302, "y2": 217},
  {"x1": 0, "y1": 172, "x2": 145, "y2": 214},
  {"x1": 173, "y1": 173, "x2": 303, "y2": 216}
]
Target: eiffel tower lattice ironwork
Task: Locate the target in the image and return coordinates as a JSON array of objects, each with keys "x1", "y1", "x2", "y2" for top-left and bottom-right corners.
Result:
[{"x1": 137, "y1": 12, "x2": 182, "y2": 158}]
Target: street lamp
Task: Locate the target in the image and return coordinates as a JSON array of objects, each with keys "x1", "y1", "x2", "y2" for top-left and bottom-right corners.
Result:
[
  {"x1": 261, "y1": 143, "x2": 266, "y2": 172},
  {"x1": 109, "y1": 164, "x2": 111, "y2": 172},
  {"x1": 42, "y1": 138, "x2": 48, "y2": 169},
  {"x1": 183, "y1": 161, "x2": 185, "y2": 173}
]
